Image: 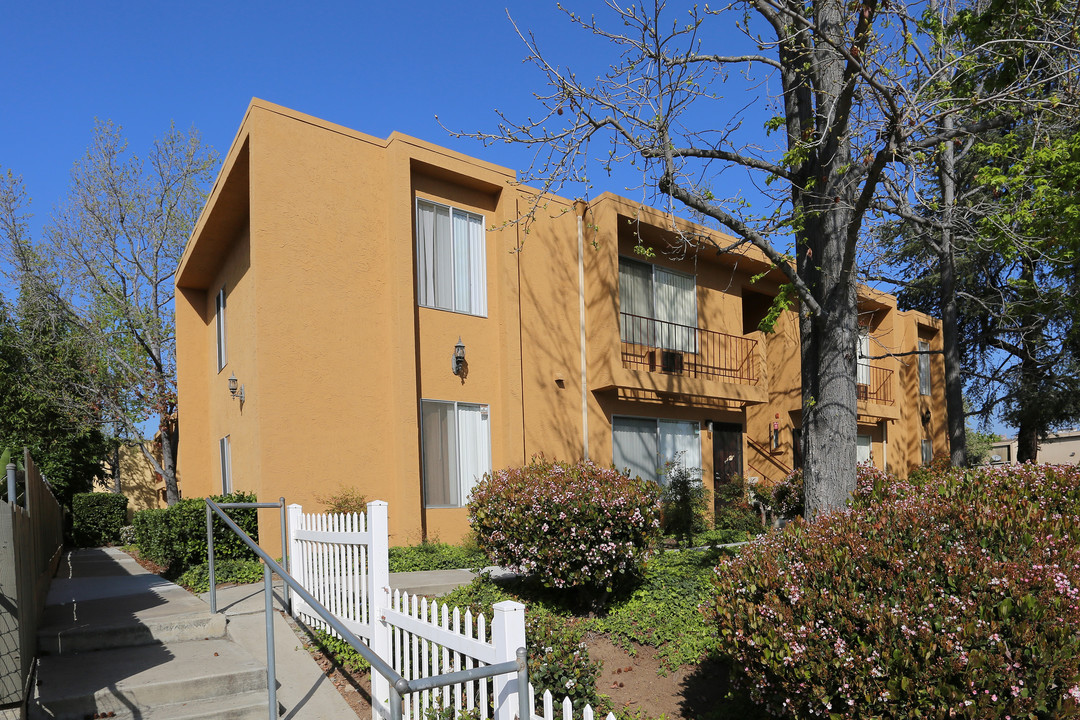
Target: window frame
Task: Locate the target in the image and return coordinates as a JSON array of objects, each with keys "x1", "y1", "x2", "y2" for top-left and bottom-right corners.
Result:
[
  {"x1": 219, "y1": 435, "x2": 232, "y2": 494},
  {"x1": 419, "y1": 399, "x2": 492, "y2": 509},
  {"x1": 415, "y1": 198, "x2": 487, "y2": 317},
  {"x1": 611, "y1": 414, "x2": 702, "y2": 485},
  {"x1": 918, "y1": 339, "x2": 931, "y2": 396},
  {"x1": 618, "y1": 257, "x2": 699, "y2": 352},
  {"x1": 921, "y1": 438, "x2": 933, "y2": 465},
  {"x1": 216, "y1": 286, "x2": 227, "y2": 371}
]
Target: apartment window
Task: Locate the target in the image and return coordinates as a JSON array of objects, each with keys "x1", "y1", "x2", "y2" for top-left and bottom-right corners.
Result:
[
  {"x1": 856, "y1": 330, "x2": 871, "y2": 386},
  {"x1": 612, "y1": 416, "x2": 701, "y2": 485},
  {"x1": 618, "y1": 258, "x2": 698, "y2": 352},
  {"x1": 921, "y1": 439, "x2": 933, "y2": 465},
  {"x1": 216, "y1": 287, "x2": 227, "y2": 371},
  {"x1": 416, "y1": 199, "x2": 486, "y2": 316},
  {"x1": 421, "y1": 400, "x2": 491, "y2": 508},
  {"x1": 219, "y1": 436, "x2": 232, "y2": 494},
  {"x1": 857, "y1": 434, "x2": 872, "y2": 464},
  {"x1": 918, "y1": 340, "x2": 931, "y2": 396}
]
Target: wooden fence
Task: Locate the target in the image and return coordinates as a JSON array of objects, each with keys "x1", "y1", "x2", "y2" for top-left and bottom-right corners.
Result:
[
  {"x1": 0, "y1": 450, "x2": 64, "y2": 709},
  {"x1": 288, "y1": 503, "x2": 607, "y2": 720}
]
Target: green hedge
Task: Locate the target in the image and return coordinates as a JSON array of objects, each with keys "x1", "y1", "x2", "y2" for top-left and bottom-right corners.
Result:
[
  {"x1": 71, "y1": 492, "x2": 128, "y2": 547},
  {"x1": 132, "y1": 491, "x2": 259, "y2": 571},
  {"x1": 388, "y1": 541, "x2": 486, "y2": 573}
]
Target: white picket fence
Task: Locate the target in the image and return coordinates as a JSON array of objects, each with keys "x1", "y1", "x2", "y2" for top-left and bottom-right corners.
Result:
[{"x1": 289, "y1": 502, "x2": 549, "y2": 720}]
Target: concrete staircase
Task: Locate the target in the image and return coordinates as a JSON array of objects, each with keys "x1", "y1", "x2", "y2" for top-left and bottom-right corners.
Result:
[{"x1": 29, "y1": 548, "x2": 270, "y2": 720}]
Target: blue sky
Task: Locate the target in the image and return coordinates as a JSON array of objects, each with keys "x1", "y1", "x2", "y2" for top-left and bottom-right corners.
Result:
[
  {"x1": 0, "y1": 2, "x2": 1012, "y2": 437},
  {"x1": 0, "y1": 1, "x2": 652, "y2": 223}
]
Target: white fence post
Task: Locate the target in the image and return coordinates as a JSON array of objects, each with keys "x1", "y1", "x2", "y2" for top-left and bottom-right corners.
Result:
[
  {"x1": 491, "y1": 600, "x2": 527, "y2": 720},
  {"x1": 367, "y1": 501, "x2": 391, "y2": 720},
  {"x1": 287, "y1": 504, "x2": 303, "y2": 620}
]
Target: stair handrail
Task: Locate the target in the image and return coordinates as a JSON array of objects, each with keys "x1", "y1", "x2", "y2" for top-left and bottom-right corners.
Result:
[{"x1": 205, "y1": 498, "x2": 529, "y2": 720}]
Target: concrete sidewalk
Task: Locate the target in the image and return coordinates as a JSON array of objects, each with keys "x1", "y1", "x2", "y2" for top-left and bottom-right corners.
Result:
[{"x1": 31, "y1": 548, "x2": 358, "y2": 720}]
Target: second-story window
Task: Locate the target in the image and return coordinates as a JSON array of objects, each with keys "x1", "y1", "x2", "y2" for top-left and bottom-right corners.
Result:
[
  {"x1": 918, "y1": 340, "x2": 931, "y2": 395},
  {"x1": 216, "y1": 286, "x2": 227, "y2": 371},
  {"x1": 416, "y1": 199, "x2": 486, "y2": 316},
  {"x1": 857, "y1": 329, "x2": 871, "y2": 386},
  {"x1": 618, "y1": 257, "x2": 697, "y2": 352}
]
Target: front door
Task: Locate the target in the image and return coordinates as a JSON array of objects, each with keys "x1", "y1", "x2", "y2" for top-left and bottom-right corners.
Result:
[{"x1": 712, "y1": 422, "x2": 744, "y2": 486}]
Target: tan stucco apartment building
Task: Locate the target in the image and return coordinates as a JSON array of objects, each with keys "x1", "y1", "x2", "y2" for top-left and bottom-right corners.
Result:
[{"x1": 175, "y1": 100, "x2": 948, "y2": 555}]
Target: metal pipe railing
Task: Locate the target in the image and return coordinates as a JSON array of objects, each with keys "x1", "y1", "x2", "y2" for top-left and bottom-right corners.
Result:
[
  {"x1": 204, "y1": 498, "x2": 528, "y2": 720},
  {"x1": 206, "y1": 499, "x2": 289, "y2": 614}
]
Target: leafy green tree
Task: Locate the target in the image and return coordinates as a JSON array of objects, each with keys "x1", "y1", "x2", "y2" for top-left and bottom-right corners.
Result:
[
  {"x1": 874, "y1": 0, "x2": 1080, "y2": 466},
  {"x1": 463, "y1": 0, "x2": 1076, "y2": 515},
  {"x1": 0, "y1": 122, "x2": 217, "y2": 503},
  {"x1": 0, "y1": 298, "x2": 111, "y2": 508}
]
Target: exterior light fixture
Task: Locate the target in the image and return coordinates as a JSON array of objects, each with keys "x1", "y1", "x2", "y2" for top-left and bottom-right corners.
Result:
[
  {"x1": 228, "y1": 373, "x2": 245, "y2": 403},
  {"x1": 452, "y1": 338, "x2": 467, "y2": 376}
]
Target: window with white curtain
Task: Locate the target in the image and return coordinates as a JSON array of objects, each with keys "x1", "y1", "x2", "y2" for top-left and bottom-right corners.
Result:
[
  {"x1": 215, "y1": 286, "x2": 227, "y2": 371},
  {"x1": 857, "y1": 330, "x2": 870, "y2": 386},
  {"x1": 857, "y1": 434, "x2": 872, "y2": 464},
  {"x1": 421, "y1": 400, "x2": 491, "y2": 507},
  {"x1": 618, "y1": 258, "x2": 697, "y2": 352},
  {"x1": 416, "y1": 199, "x2": 486, "y2": 316},
  {"x1": 918, "y1": 340, "x2": 931, "y2": 395},
  {"x1": 612, "y1": 416, "x2": 701, "y2": 485},
  {"x1": 219, "y1": 436, "x2": 232, "y2": 494}
]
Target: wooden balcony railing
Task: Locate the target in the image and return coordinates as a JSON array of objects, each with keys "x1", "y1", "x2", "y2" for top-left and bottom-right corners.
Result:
[
  {"x1": 619, "y1": 312, "x2": 758, "y2": 385},
  {"x1": 857, "y1": 363, "x2": 894, "y2": 405}
]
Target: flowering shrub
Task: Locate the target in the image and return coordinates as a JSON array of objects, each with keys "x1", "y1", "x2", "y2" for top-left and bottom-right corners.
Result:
[
  {"x1": 769, "y1": 469, "x2": 804, "y2": 518},
  {"x1": 468, "y1": 458, "x2": 662, "y2": 594},
  {"x1": 713, "y1": 464, "x2": 1080, "y2": 718}
]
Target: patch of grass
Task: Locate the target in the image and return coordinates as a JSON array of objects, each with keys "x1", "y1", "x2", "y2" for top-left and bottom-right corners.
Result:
[
  {"x1": 310, "y1": 628, "x2": 371, "y2": 673},
  {"x1": 176, "y1": 559, "x2": 264, "y2": 593},
  {"x1": 388, "y1": 540, "x2": 487, "y2": 573},
  {"x1": 586, "y1": 547, "x2": 736, "y2": 673}
]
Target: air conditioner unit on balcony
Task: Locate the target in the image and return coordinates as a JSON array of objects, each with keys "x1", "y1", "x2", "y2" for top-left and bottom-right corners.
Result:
[{"x1": 661, "y1": 350, "x2": 684, "y2": 374}]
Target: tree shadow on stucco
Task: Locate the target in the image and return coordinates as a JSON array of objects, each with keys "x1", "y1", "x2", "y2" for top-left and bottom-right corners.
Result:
[{"x1": 679, "y1": 653, "x2": 774, "y2": 720}]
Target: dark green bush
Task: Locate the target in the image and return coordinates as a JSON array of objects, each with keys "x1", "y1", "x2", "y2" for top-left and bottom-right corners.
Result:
[
  {"x1": 388, "y1": 541, "x2": 486, "y2": 573},
  {"x1": 712, "y1": 475, "x2": 764, "y2": 534},
  {"x1": 469, "y1": 458, "x2": 662, "y2": 598},
  {"x1": 311, "y1": 628, "x2": 371, "y2": 673},
  {"x1": 71, "y1": 492, "x2": 128, "y2": 547},
  {"x1": 176, "y1": 559, "x2": 264, "y2": 593},
  {"x1": 133, "y1": 507, "x2": 172, "y2": 565},
  {"x1": 131, "y1": 491, "x2": 259, "y2": 572},
  {"x1": 713, "y1": 464, "x2": 1080, "y2": 718},
  {"x1": 660, "y1": 460, "x2": 709, "y2": 546}
]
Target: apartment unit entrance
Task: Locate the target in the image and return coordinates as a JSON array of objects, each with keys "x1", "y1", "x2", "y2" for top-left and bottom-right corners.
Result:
[{"x1": 712, "y1": 422, "x2": 744, "y2": 485}]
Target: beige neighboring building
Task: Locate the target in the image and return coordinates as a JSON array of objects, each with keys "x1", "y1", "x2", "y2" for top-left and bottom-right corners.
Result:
[
  {"x1": 93, "y1": 444, "x2": 171, "y2": 518},
  {"x1": 989, "y1": 429, "x2": 1080, "y2": 465},
  {"x1": 174, "y1": 100, "x2": 949, "y2": 556}
]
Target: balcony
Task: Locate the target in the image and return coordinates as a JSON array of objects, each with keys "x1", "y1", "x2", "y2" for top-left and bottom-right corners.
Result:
[
  {"x1": 857, "y1": 363, "x2": 894, "y2": 405},
  {"x1": 619, "y1": 312, "x2": 758, "y2": 385}
]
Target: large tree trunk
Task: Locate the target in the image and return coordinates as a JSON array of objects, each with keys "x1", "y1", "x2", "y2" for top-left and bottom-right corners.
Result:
[
  {"x1": 800, "y1": 278, "x2": 859, "y2": 518},
  {"x1": 796, "y1": 0, "x2": 859, "y2": 518},
  {"x1": 160, "y1": 413, "x2": 180, "y2": 505},
  {"x1": 939, "y1": 114, "x2": 968, "y2": 466}
]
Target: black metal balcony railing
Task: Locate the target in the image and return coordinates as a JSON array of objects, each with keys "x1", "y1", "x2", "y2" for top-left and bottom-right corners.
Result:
[
  {"x1": 619, "y1": 312, "x2": 758, "y2": 385},
  {"x1": 857, "y1": 362, "x2": 894, "y2": 405}
]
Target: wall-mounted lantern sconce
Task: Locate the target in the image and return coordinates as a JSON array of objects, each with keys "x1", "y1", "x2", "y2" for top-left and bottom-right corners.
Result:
[
  {"x1": 228, "y1": 373, "x2": 245, "y2": 403},
  {"x1": 451, "y1": 338, "x2": 466, "y2": 377}
]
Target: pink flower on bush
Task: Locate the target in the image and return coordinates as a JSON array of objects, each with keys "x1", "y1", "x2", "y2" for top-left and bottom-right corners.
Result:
[{"x1": 468, "y1": 456, "x2": 662, "y2": 594}]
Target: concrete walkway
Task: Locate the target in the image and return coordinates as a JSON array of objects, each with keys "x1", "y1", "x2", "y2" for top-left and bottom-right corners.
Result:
[
  {"x1": 198, "y1": 580, "x2": 362, "y2": 720},
  {"x1": 31, "y1": 548, "x2": 356, "y2": 720}
]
